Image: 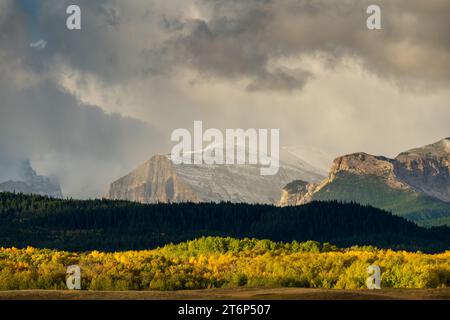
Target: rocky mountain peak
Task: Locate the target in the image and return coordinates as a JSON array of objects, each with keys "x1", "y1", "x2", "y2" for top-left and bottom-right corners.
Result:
[
  {"x1": 283, "y1": 180, "x2": 310, "y2": 194},
  {"x1": 279, "y1": 138, "x2": 450, "y2": 211},
  {"x1": 0, "y1": 160, "x2": 63, "y2": 198},
  {"x1": 330, "y1": 153, "x2": 393, "y2": 175},
  {"x1": 278, "y1": 180, "x2": 316, "y2": 206},
  {"x1": 19, "y1": 160, "x2": 37, "y2": 181},
  {"x1": 108, "y1": 154, "x2": 201, "y2": 203},
  {"x1": 108, "y1": 149, "x2": 325, "y2": 205},
  {"x1": 327, "y1": 153, "x2": 407, "y2": 190},
  {"x1": 397, "y1": 138, "x2": 450, "y2": 159},
  {"x1": 395, "y1": 138, "x2": 450, "y2": 202},
  {"x1": 441, "y1": 138, "x2": 450, "y2": 151}
]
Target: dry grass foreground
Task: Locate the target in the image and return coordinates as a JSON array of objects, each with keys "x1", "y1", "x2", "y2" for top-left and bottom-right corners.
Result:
[{"x1": 0, "y1": 288, "x2": 449, "y2": 300}]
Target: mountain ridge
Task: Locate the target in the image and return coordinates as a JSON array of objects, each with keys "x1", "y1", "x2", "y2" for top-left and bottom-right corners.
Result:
[
  {"x1": 108, "y1": 148, "x2": 325, "y2": 204},
  {"x1": 0, "y1": 160, "x2": 63, "y2": 198},
  {"x1": 279, "y1": 138, "x2": 450, "y2": 226}
]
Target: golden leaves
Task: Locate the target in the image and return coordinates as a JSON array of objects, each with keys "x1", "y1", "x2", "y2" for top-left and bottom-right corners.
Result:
[{"x1": 0, "y1": 238, "x2": 448, "y2": 290}]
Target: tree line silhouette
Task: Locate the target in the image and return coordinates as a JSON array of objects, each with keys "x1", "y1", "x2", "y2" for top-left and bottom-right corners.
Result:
[{"x1": 0, "y1": 192, "x2": 448, "y2": 252}]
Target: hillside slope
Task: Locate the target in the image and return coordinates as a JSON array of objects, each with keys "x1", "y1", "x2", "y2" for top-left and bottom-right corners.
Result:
[
  {"x1": 312, "y1": 173, "x2": 450, "y2": 227},
  {"x1": 279, "y1": 139, "x2": 450, "y2": 227}
]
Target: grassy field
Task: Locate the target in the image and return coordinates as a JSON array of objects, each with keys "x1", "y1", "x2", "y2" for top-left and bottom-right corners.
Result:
[{"x1": 0, "y1": 288, "x2": 449, "y2": 300}]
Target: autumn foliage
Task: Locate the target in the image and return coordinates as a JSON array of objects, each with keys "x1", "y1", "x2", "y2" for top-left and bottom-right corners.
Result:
[{"x1": 0, "y1": 237, "x2": 448, "y2": 290}]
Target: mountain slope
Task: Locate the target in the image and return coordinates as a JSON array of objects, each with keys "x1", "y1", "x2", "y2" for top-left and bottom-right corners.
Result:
[
  {"x1": 0, "y1": 160, "x2": 62, "y2": 198},
  {"x1": 108, "y1": 149, "x2": 325, "y2": 204},
  {"x1": 395, "y1": 138, "x2": 450, "y2": 202},
  {"x1": 108, "y1": 155, "x2": 201, "y2": 203},
  {"x1": 279, "y1": 139, "x2": 450, "y2": 227},
  {"x1": 312, "y1": 172, "x2": 450, "y2": 226}
]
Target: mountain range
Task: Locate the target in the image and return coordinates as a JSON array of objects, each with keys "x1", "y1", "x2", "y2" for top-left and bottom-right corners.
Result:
[
  {"x1": 279, "y1": 138, "x2": 450, "y2": 227},
  {"x1": 108, "y1": 147, "x2": 325, "y2": 204},
  {"x1": 2, "y1": 139, "x2": 448, "y2": 228}
]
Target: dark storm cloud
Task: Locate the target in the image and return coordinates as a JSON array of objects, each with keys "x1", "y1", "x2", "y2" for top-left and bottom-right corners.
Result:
[
  {"x1": 246, "y1": 68, "x2": 313, "y2": 92},
  {"x1": 1, "y1": 0, "x2": 449, "y2": 198},
  {"x1": 174, "y1": 0, "x2": 450, "y2": 90},
  {"x1": 21, "y1": 0, "x2": 450, "y2": 91},
  {"x1": 0, "y1": 0, "x2": 165, "y2": 197},
  {"x1": 0, "y1": 72, "x2": 164, "y2": 197},
  {"x1": 0, "y1": 80, "x2": 153, "y2": 159}
]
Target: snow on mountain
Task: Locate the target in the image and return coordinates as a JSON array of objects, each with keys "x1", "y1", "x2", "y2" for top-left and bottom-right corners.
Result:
[{"x1": 108, "y1": 144, "x2": 325, "y2": 204}]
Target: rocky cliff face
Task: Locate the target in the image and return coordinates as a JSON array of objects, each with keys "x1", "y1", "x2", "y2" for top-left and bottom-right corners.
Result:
[
  {"x1": 278, "y1": 180, "x2": 316, "y2": 206},
  {"x1": 326, "y1": 152, "x2": 410, "y2": 190},
  {"x1": 395, "y1": 138, "x2": 450, "y2": 202},
  {"x1": 108, "y1": 155, "x2": 200, "y2": 203},
  {"x1": 108, "y1": 151, "x2": 325, "y2": 204},
  {"x1": 0, "y1": 160, "x2": 63, "y2": 198},
  {"x1": 279, "y1": 138, "x2": 450, "y2": 207}
]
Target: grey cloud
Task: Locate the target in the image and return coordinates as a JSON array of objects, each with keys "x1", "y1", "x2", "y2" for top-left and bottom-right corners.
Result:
[
  {"x1": 179, "y1": 0, "x2": 450, "y2": 90},
  {"x1": 1, "y1": 0, "x2": 449, "y2": 199},
  {"x1": 65, "y1": 1, "x2": 450, "y2": 90},
  {"x1": 0, "y1": 68, "x2": 165, "y2": 198},
  {"x1": 0, "y1": 0, "x2": 13, "y2": 24},
  {"x1": 15, "y1": 0, "x2": 450, "y2": 91},
  {"x1": 247, "y1": 68, "x2": 313, "y2": 92},
  {"x1": 22, "y1": 0, "x2": 181, "y2": 82}
]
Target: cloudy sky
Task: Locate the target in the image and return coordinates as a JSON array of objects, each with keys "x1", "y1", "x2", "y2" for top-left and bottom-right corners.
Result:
[{"x1": 1, "y1": 0, "x2": 449, "y2": 198}]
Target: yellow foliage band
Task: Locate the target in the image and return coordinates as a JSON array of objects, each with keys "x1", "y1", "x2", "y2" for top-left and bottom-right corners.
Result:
[{"x1": 0, "y1": 237, "x2": 449, "y2": 290}]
